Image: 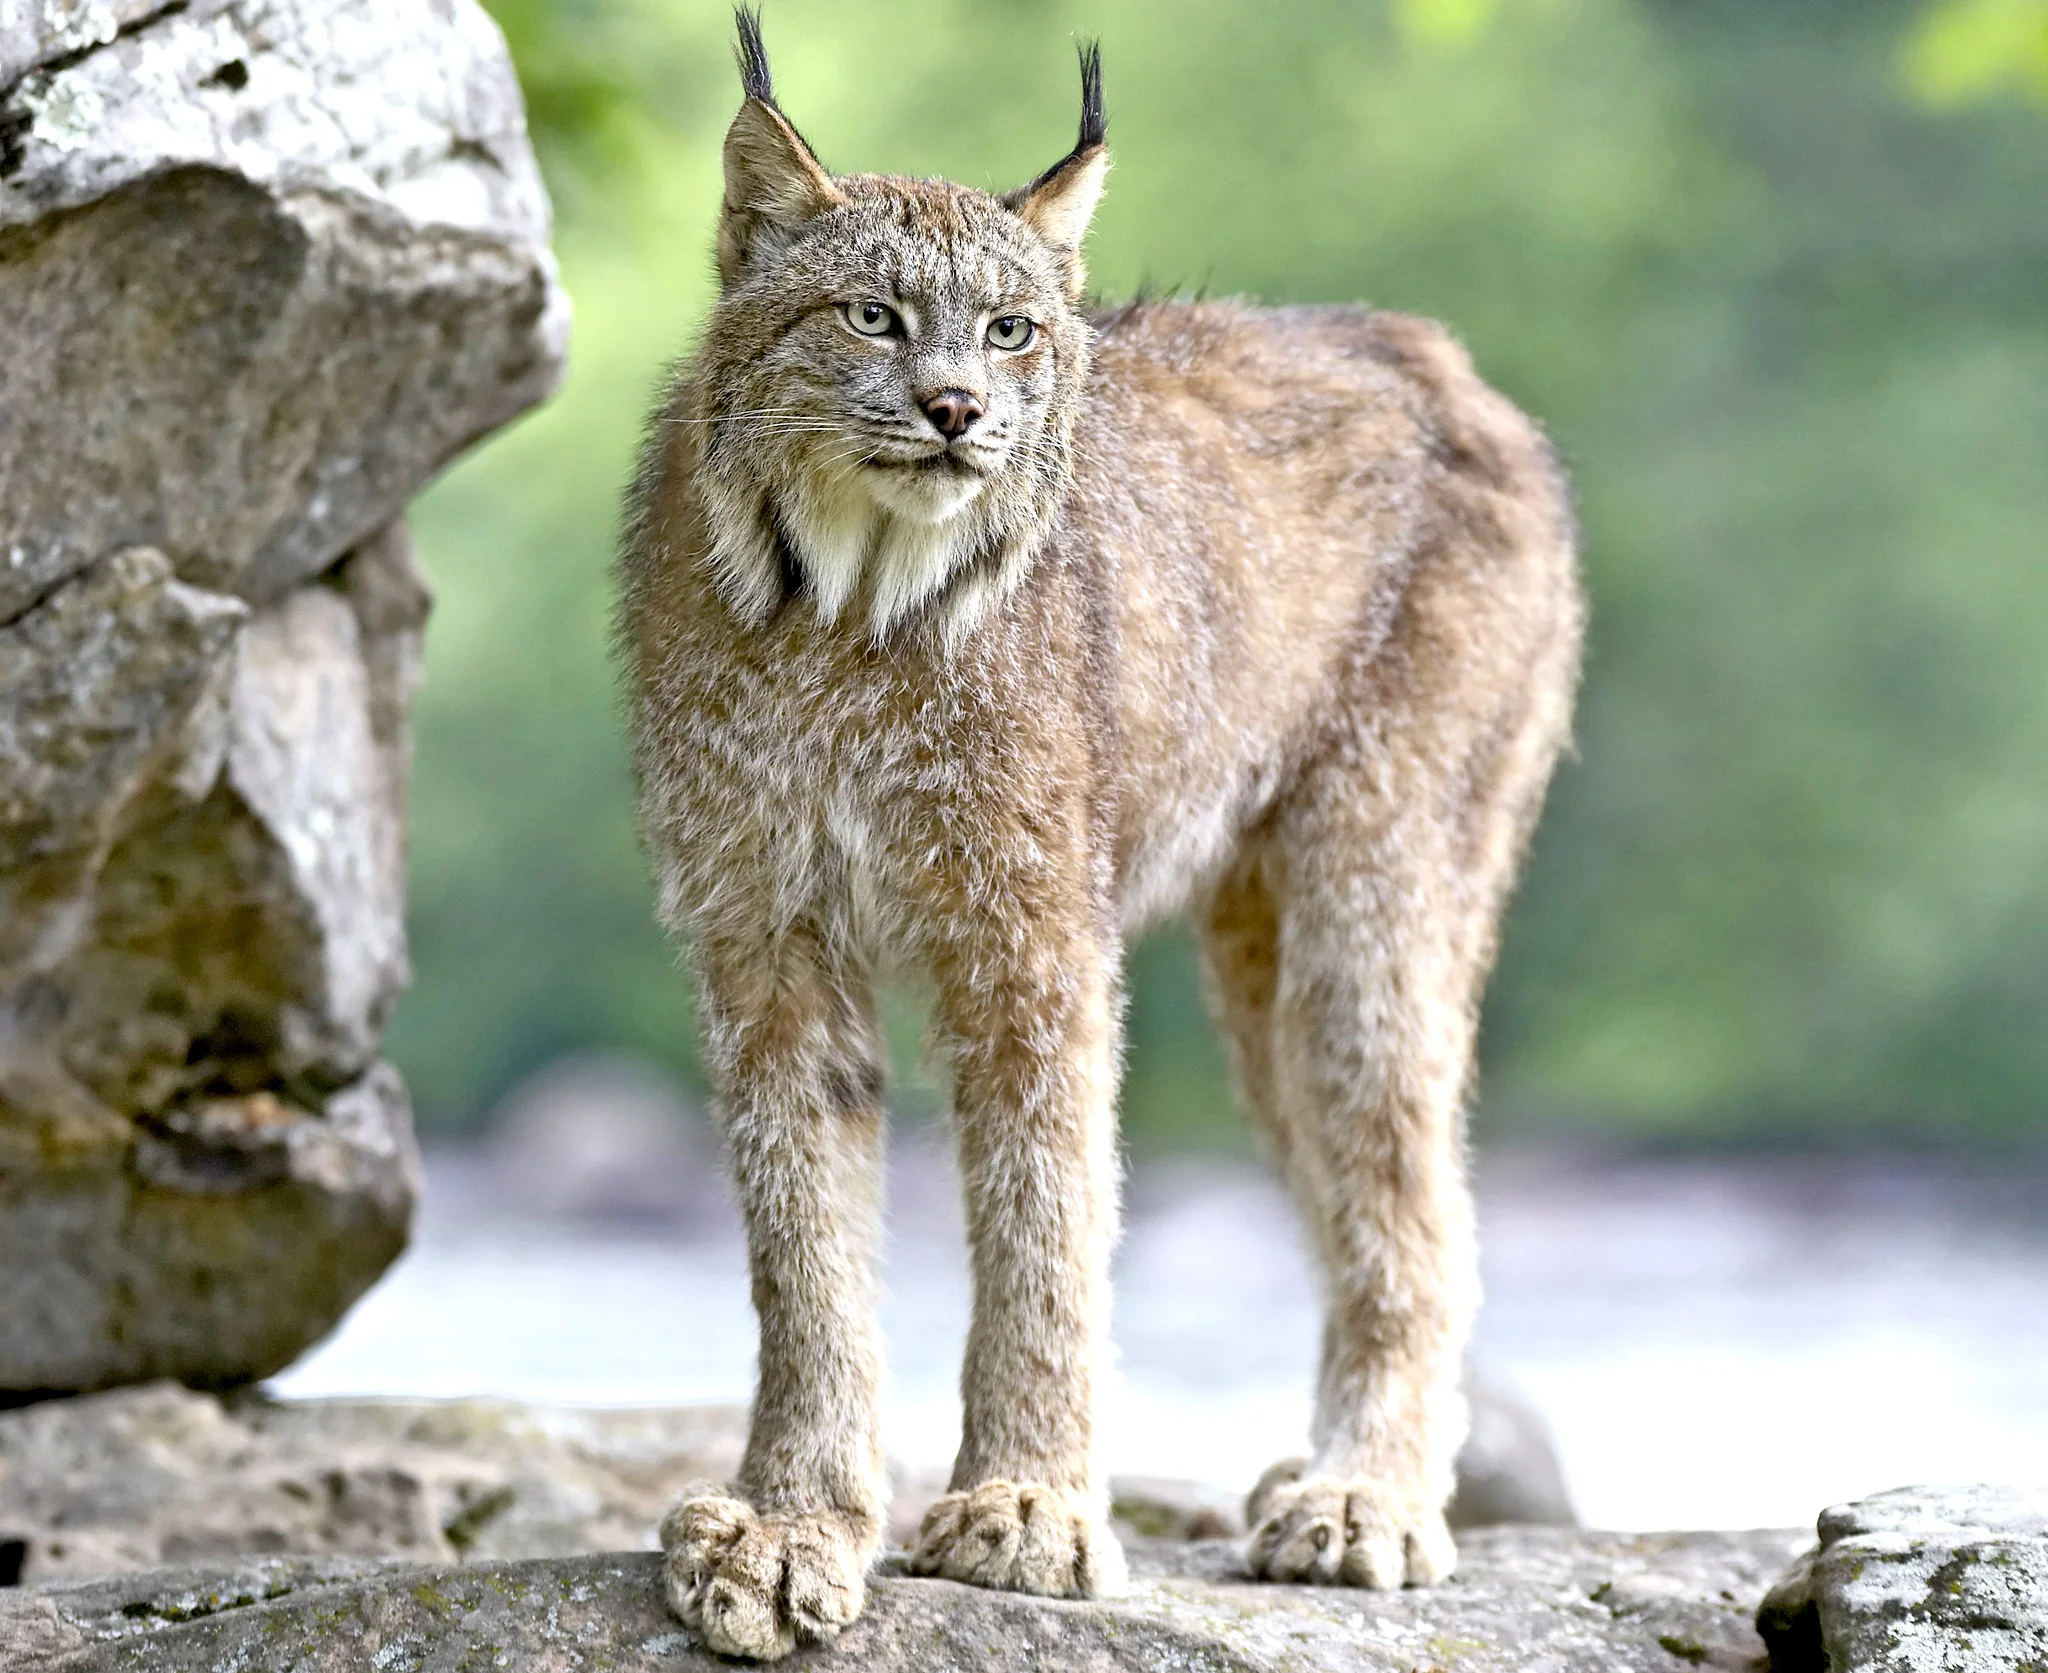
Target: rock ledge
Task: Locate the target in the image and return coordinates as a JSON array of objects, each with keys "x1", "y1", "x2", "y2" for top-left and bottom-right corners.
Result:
[{"x1": 4, "y1": 1529, "x2": 1802, "y2": 1672}]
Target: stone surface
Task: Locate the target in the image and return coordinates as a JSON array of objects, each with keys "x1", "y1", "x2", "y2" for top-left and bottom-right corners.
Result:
[
  {"x1": 0, "y1": 1384, "x2": 1578, "y2": 1587},
  {"x1": 0, "y1": 1071, "x2": 419, "y2": 1392},
  {"x1": 1108, "y1": 1474, "x2": 1247, "y2": 1542},
  {"x1": 1453, "y1": 1372, "x2": 1578, "y2": 1530},
  {"x1": 0, "y1": 0, "x2": 567, "y2": 617},
  {"x1": 0, "y1": 0, "x2": 563, "y2": 1393},
  {"x1": 0, "y1": 1528, "x2": 1803, "y2": 1672},
  {"x1": 1, "y1": 4, "x2": 235, "y2": 89},
  {"x1": 0, "y1": 533, "x2": 429, "y2": 1391},
  {"x1": 0, "y1": 1384, "x2": 749, "y2": 1581},
  {"x1": 1757, "y1": 1484, "x2": 2048, "y2": 1672}
]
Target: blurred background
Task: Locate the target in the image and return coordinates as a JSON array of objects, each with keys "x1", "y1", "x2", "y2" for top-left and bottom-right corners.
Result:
[{"x1": 282, "y1": 0, "x2": 2048, "y2": 1529}]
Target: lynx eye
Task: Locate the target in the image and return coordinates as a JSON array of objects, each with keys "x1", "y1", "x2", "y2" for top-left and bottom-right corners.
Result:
[
  {"x1": 986, "y1": 315, "x2": 1036, "y2": 352},
  {"x1": 842, "y1": 300, "x2": 901, "y2": 338}
]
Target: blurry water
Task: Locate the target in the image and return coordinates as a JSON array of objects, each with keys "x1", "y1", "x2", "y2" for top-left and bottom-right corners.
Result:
[{"x1": 277, "y1": 1139, "x2": 2048, "y2": 1532}]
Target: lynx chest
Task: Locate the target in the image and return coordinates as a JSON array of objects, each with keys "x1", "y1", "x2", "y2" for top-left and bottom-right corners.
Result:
[{"x1": 651, "y1": 622, "x2": 1096, "y2": 956}]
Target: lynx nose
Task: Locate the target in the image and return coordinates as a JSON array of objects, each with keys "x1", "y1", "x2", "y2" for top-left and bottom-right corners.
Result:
[{"x1": 919, "y1": 388, "x2": 985, "y2": 440}]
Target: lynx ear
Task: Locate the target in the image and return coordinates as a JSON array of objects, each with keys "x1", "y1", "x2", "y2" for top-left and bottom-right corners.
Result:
[
  {"x1": 1003, "y1": 42, "x2": 1108, "y2": 300},
  {"x1": 718, "y1": 9, "x2": 845, "y2": 286}
]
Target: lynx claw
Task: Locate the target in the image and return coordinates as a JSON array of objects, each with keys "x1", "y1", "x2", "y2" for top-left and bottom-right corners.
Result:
[
  {"x1": 1244, "y1": 1458, "x2": 1456, "y2": 1588},
  {"x1": 660, "y1": 1485, "x2": 870, "y2": 1661},
  {"x1": 907, "y1": 1479, "x2": 1127, "y2": 1598}
]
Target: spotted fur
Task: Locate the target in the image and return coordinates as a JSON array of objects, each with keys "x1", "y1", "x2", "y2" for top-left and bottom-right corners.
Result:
[{"x1": 617, "y1": 16, "x2": 1583, "y2": 1661}]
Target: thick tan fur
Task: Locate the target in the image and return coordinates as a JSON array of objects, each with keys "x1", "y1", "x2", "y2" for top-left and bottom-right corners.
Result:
[{"x1": 615, "y1": 18, "x2": 1582, "y2": 1661}]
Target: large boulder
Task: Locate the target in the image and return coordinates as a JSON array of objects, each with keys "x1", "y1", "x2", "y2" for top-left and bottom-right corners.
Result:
[
  {"x1": 0, "y1": 0, "x2": 567, "y2": 618},
  {"x1": 1758, "y1": 1484, "x2": 2048, "y2": 1671},
  {"x1": 0, "y1": 1529, "x2": 1804, "y2": 1672},
  {"x1": 0, "y1": 0, "x2": 566, "y2": 1392}
]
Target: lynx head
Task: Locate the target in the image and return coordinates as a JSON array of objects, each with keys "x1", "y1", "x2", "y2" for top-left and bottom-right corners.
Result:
[{"x1": 688, "y1": 8, "x2": 1109, "y2": 645}]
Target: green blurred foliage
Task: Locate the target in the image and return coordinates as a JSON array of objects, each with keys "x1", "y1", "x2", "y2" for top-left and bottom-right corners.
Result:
[
  {"x1": 1907, "y1": 0, "x2": 2048, "y2": 106},
  {"x1": 390, "y1": 0, "x2": 2048, "y2": 1150}
]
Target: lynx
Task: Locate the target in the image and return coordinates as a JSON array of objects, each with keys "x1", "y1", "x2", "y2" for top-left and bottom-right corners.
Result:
[{"x1": 614, "y1": 11, "x2": 1582, "y2": 1660}]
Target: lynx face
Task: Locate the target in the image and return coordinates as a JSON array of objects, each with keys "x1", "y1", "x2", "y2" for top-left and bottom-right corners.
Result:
[{"x1": 689, "y1": 47, "x2": 1108, "y2": 643}]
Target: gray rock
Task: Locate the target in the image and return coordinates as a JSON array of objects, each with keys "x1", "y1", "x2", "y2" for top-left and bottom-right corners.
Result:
[
  {"x1": 1110, "y1": 1474, "x2": 1246, "y2": 1542},
  {"x1": 476, "y1": 1053, "x2": 716, "y2": 1226},
  {"x1": 1101, "y1": 1374, "x2": 1576, "y2": 1544},
  {"x1": 1, "y1": 3, "x2": 236, "y2": 88},
  {"x1": 0, "y1": 533, "x2": 428, "y2": 1391},
  {"x1": 0, "y1": 1385, "x2": 1577, "y2": 1588},
  {"x1": 35, "y1": 548, "x2": 416, "y2": 1119},
  {"x1": 0, "y1": 0, "x2": 566, "y2": 619},
  {"x1": 0, "y1": 1384, "x2": 750, "y2": 1581},
  {"x1": 0, "y1": 547, "x2": 246, "y2": 1005},
  {"x1": 0, "y1": 1528, "x2": 1804, "y2": 1672},
  {"x1": 0, "y1": 1069, "x2": 418, "y2": 1392},
  {"x1": 0, "y1": 0, "x2": 560, "y2": 1393},
  {"x1": 1758, "y1": 1484, "x2": 2048, "y2": 1671},
  {"x1": 1451, "y1": 1371, "x2": 1579, "y2": 1528}
]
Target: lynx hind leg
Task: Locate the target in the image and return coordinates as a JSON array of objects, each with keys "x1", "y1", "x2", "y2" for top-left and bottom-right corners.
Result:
[
  {"x1": 661, "y1": 1488, "x2": 873, "y2": 1661},
  {"x1": 1202, "y1": 789, "x2": 1505, "y2": 1587}
]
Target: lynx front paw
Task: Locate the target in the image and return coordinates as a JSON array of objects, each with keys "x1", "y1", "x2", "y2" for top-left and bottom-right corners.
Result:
[
  {"x1": 907, "y1": 1480, "x2": 1128, "y2": 1598},
  {"x1": 1244, "y1": 1458, "x2": 1457, "y2": 1588},
  {"x1": 659, "y1": 1487, "x2": 872, "y2": 1661}
]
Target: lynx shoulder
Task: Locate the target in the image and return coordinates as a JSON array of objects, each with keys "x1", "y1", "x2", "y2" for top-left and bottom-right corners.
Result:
[{"x1": 616, "y1": 12, "x2": 1581, "y2": 1662}]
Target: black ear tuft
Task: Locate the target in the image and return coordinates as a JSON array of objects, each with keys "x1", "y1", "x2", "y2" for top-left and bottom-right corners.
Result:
[
  {"x1": 735, "y1": 6, "x2": 774, "y2": 105},
  {"x1": 1076, "y1": 40, "x2": 1105, "y2": 151}
]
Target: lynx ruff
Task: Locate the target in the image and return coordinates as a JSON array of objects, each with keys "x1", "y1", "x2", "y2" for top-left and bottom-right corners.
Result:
[{"x1": 615, "y1": 13, "x2": 1583, "y2": 1661}]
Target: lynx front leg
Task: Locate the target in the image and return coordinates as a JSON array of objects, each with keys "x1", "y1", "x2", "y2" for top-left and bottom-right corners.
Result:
[
  {"x1": 1210, "y1": 801, "x2": 1486, "y2": 1591},
  {"x1": 907, "y1": 910, "x2": 1128, "y2": 1599},
  {"x1": 660, "y1": 928, "x2": 888, "y2": 1660}
]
